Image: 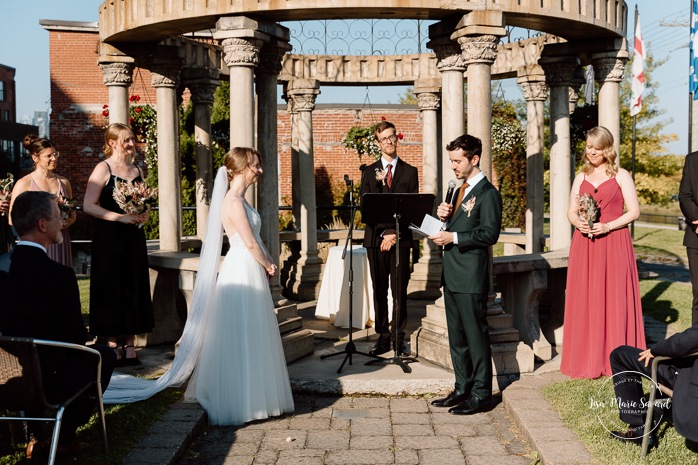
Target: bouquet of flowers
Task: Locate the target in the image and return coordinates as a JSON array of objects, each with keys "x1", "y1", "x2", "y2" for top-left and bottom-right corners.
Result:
[
  {"x1": 0, "y1": 173, "x2": 14, "y2": 216},
  {"x1": 112, "y1": 180, "x2": 158, "y2": 228},
  {"x1": 56, "y1": 192, "x2": 76, "y2": 221},
  {"x1": 576, "y1": 193, "x2": 599, "y2": 238}
]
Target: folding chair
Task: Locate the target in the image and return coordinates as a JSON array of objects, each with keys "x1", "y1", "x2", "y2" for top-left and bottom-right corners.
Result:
[
  {"x1": 0, "y1": 336, "x2": 108, "y2": 464},
  {"x1": 642, "y1": 352, "x2": 698, "y2": 458}
]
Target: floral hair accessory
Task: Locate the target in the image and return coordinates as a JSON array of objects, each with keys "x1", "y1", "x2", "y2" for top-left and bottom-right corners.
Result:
[{"x1": 462, "y1": 196, "x2": 476, "y2": 217}]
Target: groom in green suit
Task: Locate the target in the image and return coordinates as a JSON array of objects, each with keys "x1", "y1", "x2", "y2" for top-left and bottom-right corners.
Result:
[{"x1": 428, "y1": 134, "x2": 502, "y2": 415}]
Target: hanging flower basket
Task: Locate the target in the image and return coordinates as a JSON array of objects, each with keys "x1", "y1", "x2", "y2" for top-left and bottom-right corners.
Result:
[{"x1": 341, "y1": 124, "x2": 381, "y2": 160}]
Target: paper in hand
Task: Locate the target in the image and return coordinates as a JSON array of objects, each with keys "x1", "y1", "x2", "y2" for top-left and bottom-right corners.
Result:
[{"x1": 409, "y1": 214, "x2": 445, "y2": 237}]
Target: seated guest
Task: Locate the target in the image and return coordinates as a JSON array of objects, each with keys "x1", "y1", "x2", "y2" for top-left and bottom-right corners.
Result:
[
  {"x1": 0, "y1": 191, "x2": 116, "y2": 460},
  {"x1": 609, "y1": 323, "x2": 698, "y2": 448}
]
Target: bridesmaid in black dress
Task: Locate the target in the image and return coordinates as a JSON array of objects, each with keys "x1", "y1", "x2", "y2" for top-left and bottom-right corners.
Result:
[{"x1": 83, "y1": 123, "x2": 154, "y2": 366}]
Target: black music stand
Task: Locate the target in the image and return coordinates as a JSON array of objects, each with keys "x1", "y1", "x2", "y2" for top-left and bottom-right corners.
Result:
[
  {"x1": 361, "y1": 192, "x2": 435, "y2": 373},
  {"x1": 320, "y1": 175, "x2": 382, "y2": 373}
]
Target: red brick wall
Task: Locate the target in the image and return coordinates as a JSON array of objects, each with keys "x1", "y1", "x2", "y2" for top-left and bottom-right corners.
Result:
[{"x1": 48, "y1": 28, "x2": 425, "y2": 207}]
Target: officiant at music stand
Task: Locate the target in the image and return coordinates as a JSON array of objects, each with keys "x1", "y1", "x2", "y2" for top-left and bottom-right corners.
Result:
[{"x1": 358, "y1": 121, "x2": 418, "y2": 357}]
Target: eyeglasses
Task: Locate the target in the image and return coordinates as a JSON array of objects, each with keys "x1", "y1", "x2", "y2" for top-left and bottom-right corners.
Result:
[
  {"x1": 377, "y1": 135, "x2": 398, "y2": 144},
  {"x1": 41, "y1": 151, "x2": 60, "y2": 160}
]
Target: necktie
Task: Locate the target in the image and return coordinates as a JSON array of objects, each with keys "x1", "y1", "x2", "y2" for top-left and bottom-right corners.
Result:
[
  {"x1": 453, "y1": 181, "x2": 469, "y2": 208},
  {"x1": 386, "y1": 164, "x2": 393, "y2": 189}
]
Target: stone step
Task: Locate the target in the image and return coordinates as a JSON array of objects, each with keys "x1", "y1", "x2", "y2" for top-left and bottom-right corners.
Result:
[
  {"x1": 275, "y1": 303, "x2": 298, "y2": 323},
  {"x1": 281, "y1": 329, "x2": 315, "y2": 363},
  {"x1": 420, "y1": 316, "x2": 519, "y2": 342},
  {"x1": 279, "y1": 316, "x2": 303, "y2": 335},
  {"x1": 411, "y1": 327, "x2": 534, "y2": 380}
]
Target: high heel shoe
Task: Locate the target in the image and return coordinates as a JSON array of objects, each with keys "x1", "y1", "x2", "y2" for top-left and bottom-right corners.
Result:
[{"x1": 123, "y1": 345, "x2": 141, "y2": 366}]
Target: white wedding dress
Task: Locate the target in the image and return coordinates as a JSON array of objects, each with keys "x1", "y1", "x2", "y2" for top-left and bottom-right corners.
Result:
[
  {"x1": 185, "y1": 195, "x2": 294, "y2": 425},
  {"x1": 102, "y1": 167, "x2": 293, "y2": 427}
]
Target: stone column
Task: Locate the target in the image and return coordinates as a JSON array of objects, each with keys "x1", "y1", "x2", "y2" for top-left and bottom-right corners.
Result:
[
  {"x1": 151, "y1": 60, "x2": 182, "y2": 252},
  {"x1": 284, "y1": 79, "x2": 322, "y2": 300},
  {"x1": 188, "y1": 80, "x2": 218, "y2": 239},
  {"x1": 409, "y1": 79, "x2": 442, "y2": 299},
  {"x1": 541, "y1": 57, "x2": 578, "y2": 251},
  {"x1": 517, "y1": 67, "x2": 548, "y2": 254},
  {"x1": 454, "y1": 32, "x2": 504, "y2": 180},
  {"x1": 99, "y1": 61, "x2": 134, "y2": 125},
  {"x1": 429, "y1": 38, "x2": 466, "y2": 199},
  {"x1": 593, "y1": 50, "x2": 628, "y2": 160},
  {"x1": 257, "y1": 40, "x2": 291, "y2": 305}
]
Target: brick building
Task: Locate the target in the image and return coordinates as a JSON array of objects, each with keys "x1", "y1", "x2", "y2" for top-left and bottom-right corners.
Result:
[
  {"x1": 43, "y1": 21, "x2": 425, "y2": 209},
  {"x1": 0, "y1": 64, "x2": 39, "y2": 177}
]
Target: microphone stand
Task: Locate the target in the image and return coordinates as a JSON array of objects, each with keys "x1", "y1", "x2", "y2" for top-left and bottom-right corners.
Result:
[{"x1": 321, "y1": 170, "x2": 381, "y2": 373}]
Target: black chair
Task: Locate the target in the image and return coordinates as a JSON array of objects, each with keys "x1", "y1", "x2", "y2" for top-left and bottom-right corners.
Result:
[
  {"x1": 641, "y1": 352, "x2": 698, "y2": 458},
  {"x1": 0, "y1": 336, "x2": 108, "y2": 464}
]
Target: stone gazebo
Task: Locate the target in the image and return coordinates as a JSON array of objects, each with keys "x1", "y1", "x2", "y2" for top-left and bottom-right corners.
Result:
[{"x1": 96, "y1": 1, "x2": 629, "y2": 380}]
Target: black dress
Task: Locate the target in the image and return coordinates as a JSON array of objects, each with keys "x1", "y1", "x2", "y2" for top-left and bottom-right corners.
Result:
[{"x1": 89, "y1": 162, "x2": 154, "y2": 337}]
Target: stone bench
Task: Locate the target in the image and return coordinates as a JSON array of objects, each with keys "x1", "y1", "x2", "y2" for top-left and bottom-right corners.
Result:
[{"x1": 493, "y1": 249, "x2": 569, "y2": 361}]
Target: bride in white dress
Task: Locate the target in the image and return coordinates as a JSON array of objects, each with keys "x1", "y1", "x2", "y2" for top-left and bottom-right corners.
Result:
[
  {"x1": 186, "y1": 147, "x2": 294, "y2": 425},
  {"x1": 101, "y1": 147, "x2": 293, "y2": 426}
]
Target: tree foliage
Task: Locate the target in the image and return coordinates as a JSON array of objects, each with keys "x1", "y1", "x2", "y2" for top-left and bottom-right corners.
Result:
[{"x1": 491, "y1": 98, "x2": 527, "y2": 229}]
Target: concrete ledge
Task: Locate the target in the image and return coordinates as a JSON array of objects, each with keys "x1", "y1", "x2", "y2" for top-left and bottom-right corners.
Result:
[
  {"x1": 503, "y1": 372, "x2": 595, "y2": 465},
  {"x1": 121, "y1": 400, "x2": 207, "y2": 465}
]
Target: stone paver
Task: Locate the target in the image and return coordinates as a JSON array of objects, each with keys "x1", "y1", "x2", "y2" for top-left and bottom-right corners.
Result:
[{"x1": 176, "y1": 395, "x2": 533, "y2": 465}]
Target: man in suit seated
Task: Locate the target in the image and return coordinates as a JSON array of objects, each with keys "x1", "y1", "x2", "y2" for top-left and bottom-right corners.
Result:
[
  {"x1": 609, "y1": 323, "x2": 698, "y2": 449},
  {"x1": 0, "y1": 191, "x2": 116, "y2": 459}
]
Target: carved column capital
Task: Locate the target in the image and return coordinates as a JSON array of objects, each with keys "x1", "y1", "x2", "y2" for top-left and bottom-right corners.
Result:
[
  {"x1": 151, "y1": 64, "x2": 181, "y2": 88},
  {"x1": 99, "y1": 62, "x2": 134, "y2": 86},
  {"x1": 416, "y1": 92, "x2": 441, "y2": 111},
  {"x1": 286, "y1": 93, "x2": 317, "y2": 112},
  {"x1": 221, "y1": 37, "x2": 264, "y2": 68},
  {"x1": 592, "y1": 56, "x2": 627, "y2": 83},
  {"x1": 188, "y1": 82, "x2": 218, "y2": 105},
  {"x1": 520, "y1": 81, "x2": 548, "y2": 101},
  {"x1": 457, "y1": 34, "x2": 500, "y2": 65},
  {"x1": 540, "y1": 59, "x2": 578, "y2": 87},
  {"x1": 258, "y1": 42, "x2": 291, "y2": 75},
  {"x1": 432, "y1": 42, "x2": 466, "y2": 72}
]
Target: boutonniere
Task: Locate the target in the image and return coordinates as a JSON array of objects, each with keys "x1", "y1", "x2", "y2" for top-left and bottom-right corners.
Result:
[
  {"x1": 374, "y1": 168, "x2": 387, "y2": 186},
  {"x1": 462, "y1": 196, "x2": 477, "y2": 217}
]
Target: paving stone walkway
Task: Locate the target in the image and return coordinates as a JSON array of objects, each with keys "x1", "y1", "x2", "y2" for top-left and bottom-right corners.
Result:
[{"x1": 176, "y1": 395, "x2": 533, "y2": 465}]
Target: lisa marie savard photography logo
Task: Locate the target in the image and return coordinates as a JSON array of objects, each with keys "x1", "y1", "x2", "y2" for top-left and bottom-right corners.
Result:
[{"x1": 588, "y1": 370, "x2": 671, "y2": 439}]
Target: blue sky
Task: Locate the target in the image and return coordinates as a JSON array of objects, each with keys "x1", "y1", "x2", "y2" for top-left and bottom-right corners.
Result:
[{"x1": 0, "y1": 1, "x2": 691, "y2": 155}]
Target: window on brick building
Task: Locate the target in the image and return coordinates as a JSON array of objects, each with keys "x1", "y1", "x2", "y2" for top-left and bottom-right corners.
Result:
[
  {"x1": 3, "y1": 110, "x2": 8, "y2": 121},
  {"x1": 0, "y1": 81, "x2": 4, "y2": 101}
]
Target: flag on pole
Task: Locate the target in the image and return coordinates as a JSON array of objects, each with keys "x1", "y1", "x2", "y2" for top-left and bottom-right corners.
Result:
[
  {"x1": 630, "y1": 12, "x2": 645, "y2": 117},
  {"x1": 690, "y1": 0, "x2": 698, "y2": 99}
]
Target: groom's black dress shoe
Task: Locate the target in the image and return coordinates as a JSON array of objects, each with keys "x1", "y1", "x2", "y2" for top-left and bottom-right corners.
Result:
[
  {"x1": 431, "y1": 391, "x2": 469, "y2": 408},
  {"x1": 369, "y1": 339, "x2": 391, "y2": 356},
  {"x1": 610, "y1": 425, "x2": 657, "y2": 450},
  {"x1": 448, "y1": 396, "x2": 492, "y2": 415}
]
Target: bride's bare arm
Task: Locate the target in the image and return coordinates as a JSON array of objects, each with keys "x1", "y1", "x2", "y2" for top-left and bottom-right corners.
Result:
[{"x1": 224, "y1": 196, "x2": 275, "y2": 274}]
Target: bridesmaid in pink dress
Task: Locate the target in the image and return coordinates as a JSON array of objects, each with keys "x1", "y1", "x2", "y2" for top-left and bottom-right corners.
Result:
[
  {"x1": 9, "y1": 135, "x2": 76, "y2": 267},
  {"x1": 560, "y1": 126, "x2": 646, "y2": 378}
]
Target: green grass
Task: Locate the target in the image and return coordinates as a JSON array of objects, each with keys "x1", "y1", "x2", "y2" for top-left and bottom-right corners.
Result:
[
  {"x1": 78, "y1": 277, "x2": 90, "y2": 316},
  {"x1": 542, "y1": 378, "x2": 698, "y2": 465},
  {"x1": 640, "y1": 279, "x2": 693, "y2": 333},
  {"x1": 632, "y1": 226, "x2": 687, "y2": 263},
  {"x1": 0, "y1": 388, "x2": 183, "y2": 465}
]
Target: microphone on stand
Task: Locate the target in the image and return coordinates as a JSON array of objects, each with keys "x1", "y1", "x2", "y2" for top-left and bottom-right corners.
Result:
[{"x1": 444, "y1": 179, "x2": 457, "y2": 204}]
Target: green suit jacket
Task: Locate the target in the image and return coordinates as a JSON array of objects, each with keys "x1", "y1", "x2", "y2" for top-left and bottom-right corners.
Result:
[{"x1": 442, "y1": 178, "x2": 502, "y2": 294}]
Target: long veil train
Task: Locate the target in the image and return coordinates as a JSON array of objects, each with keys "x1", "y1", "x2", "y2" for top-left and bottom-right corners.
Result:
[{"x1": 102, "y1": 167, "x2": 228, "y2": 404}]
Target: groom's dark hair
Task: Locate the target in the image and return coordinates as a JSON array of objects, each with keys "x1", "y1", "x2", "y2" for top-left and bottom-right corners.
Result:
[{"x1": 446, "y1": 134, "x2": 482, "y2": 160}]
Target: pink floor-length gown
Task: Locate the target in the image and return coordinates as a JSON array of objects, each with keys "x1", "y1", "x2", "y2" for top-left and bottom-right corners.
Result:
[{"x1": 560, "y1": 177, "x2": 646, "y2": 378}]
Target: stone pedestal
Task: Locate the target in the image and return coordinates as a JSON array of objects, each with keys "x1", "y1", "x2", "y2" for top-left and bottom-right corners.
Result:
[{"x1": 411, "y1": 296, "x2": 535, "y2": 389}]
